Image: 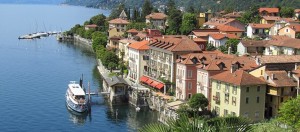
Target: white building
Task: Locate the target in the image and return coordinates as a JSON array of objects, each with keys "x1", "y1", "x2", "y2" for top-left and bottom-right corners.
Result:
[
  {"x1": 118, "y1": 39, "x2": 137, "y2": 62},
  {"x1": 208, "y1": 33, "x2": 238, "y2": 48},
  {"x1": 127, "y1": 40, "x2": 150, "y2": 83},
  {"x1": 145, "y1": 13, "x2": 168, "y2": 30},
  {"x1": 247, "y1": 23, "x2": 272, "y2": 38}
]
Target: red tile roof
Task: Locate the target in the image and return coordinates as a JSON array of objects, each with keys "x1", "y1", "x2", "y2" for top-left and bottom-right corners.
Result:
[
  {"x1": 249, "y1": 23, "x2": 273, "y2": 29},
  {"x1": 148, "y1": 36, "x2": 201, "y2": 52},
  {"x1": 190, "y1": 29, "x2": 220, "y2": 37},
  {"x1": 287, "y1": 24, "x2": 300, "y2": 32},
  {"x1": 259, "y1": 8, "x2": 279, "y2": 13},
  {"x1": 109, "y1": 18, "x2": 129, "y2": 24},
  {"x1": 146, "y1": 13, "x2": 167, "y2": 20},
  {"x1": 211, "y1": 70, "x2": 266, "y2": 86},
  {"x1": 193, "y1": 38, "x2": 207, "y2": 42},
  {"x1": 85, "y1": 24, "x2": 98, "y2": 28},
  {"x1": 295, "y1": 9, "x2": 300, "y2": 13},
  {"x1": 209, "y1": 33, "x2": 239, "y2": 40},
  {"x1": 128, "y1": 40, "x2": 150, "y2": 50},
  {"x1": 204, "y1": 18, "x2": 236, "y2": 26},
  {"x1": 217, "y1": 25, "x2": 244, "y2": 32},
  {"x1": 262, "y1": 16, "x2": 281, "y2": 21},
  {"x1": 127, "y1": 29, "x2": 139, "y2": 33},
  {"x1": 265, "y1": 70, "x2": 297, "y2": 87}
]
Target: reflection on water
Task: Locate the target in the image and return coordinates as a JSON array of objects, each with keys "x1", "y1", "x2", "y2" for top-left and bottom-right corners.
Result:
[{"x1": 66, "y1": 105, "x2": 91, "y2": 125}]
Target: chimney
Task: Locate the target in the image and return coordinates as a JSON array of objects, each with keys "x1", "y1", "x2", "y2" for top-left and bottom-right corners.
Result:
[
  {"x1": 255, "y1": 57, "x2": 261, "y2": 65},
  {"x1": 228, "y1": 47, "x2": 232, "y2": 54},
  {"x1": 271, "y1": 73, "x2": 275, "y2": 80},
  {"x1": 231, "y1": 64, "x2": 235, "y2": 73},
  {"x1": 288, "y1": 71, "x2": 292, "y2": 78},
  {"x1": 296, "y1": 63, "x2": 298, "y2": 70}
]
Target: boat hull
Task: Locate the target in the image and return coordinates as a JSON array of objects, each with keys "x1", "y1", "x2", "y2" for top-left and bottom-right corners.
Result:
[{"x1": 65, "y1": 92, "x2": 88, "y2": 113}]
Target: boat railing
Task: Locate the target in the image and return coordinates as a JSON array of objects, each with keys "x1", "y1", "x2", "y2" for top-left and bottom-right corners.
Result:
[{"x1": 70, "y1": 81, "x2": 76, "y2": 84}]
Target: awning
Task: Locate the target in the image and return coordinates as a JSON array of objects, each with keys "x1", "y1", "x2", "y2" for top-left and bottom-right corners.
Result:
[
  {"x1": 155, "y1": 83, "x2": 164, "y2": 90},
  {"x1": 140, "y1": 76, "x2": 149, "y2": 83},
  {"x1": 150, "y1": 81, "x2": 159, "y2": 87},
  {"x1": 146, "y1": 79, "x2": 153, "y2": 85}
]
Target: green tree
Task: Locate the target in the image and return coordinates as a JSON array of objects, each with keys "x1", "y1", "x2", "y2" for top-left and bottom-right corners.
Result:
[
  {"x1": 280, "y1": 7, "x2": 295, "y2": 18},
  {"x1": 102, "y1": 51, "x2": 119, "y2": 69},
  {"x1": 180, "y1": 13, "x2": 197, "y2": 35},
  {"x1": 237, "y1": 5, "x2": 261, "y2": 24},
  {"x1": 218, "y1": 45, "x2": 227, "y2": 53},
  {"x1": 90, "y1": 14, "x2": 106, "y2": 27},
  {"x1": 127, "y1": 22, "x2": 147, "y2": 31},
  {"x1": 278, "y1": 96, "x2": 300, "y2": 130},
  {"x1": 109, "y1": 3, "x2": 125, "y2": 20},
  {"x1": 188, "y1": 93, "x2": 208, "y2": 111},
  {"x1": 225, "y1": 39, "x2": 239, "y2": 54},
  {"x1": 206, "y1": 43, "x2": 217, "y2": 51},
  {"x1": 186, "y1": 5, "x2": 195, "y2": 14},
  {"x1": 141, "y1": 0, "x2": 153, "y2": 21},
  {"x1": 166, "y1": 9, "x2": 182, "y2": 35},
  {"x1": 92, "y1": 31, "x2": 107, "y2": 51}
]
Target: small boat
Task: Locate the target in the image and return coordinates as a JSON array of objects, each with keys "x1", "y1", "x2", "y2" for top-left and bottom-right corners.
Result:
[{"x1": 66, "y1": 81, "x2": 88, "y2": 113}]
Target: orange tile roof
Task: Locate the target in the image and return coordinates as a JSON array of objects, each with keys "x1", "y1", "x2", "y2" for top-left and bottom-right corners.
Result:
[
  {"x1": 211, "y1": 70, "x2": 266, "y2": 86},
  {"x1": 287, "y1": 24, "x2": 300, "y2": 32},
  {"x1": 145, "y1": 13, "x2": 167, "y2": 19},
  {"x1": 148, "y1": 36, "x2": 201, "y2": 52},
  {"x1": 217, "y1": 25, "x2": 244, "y2": 32},
  {"x1": 295, "y1": 9, "x2": 300, "y2": 13},
  {"x1": 222, "y1": 12, "x2": 243, "y2": 18},
  {"x1": 85, "y1": 24, "x2": 98, "y2": 28},
  {"x1": 293, "y1": 69, "x2": 300, "y2": 78},
  {"x1": 209, "y1": 33, "x2": 239, "y2": 40},
  {"x1": 193, "y1": 38, "x2": 207, "y2": 42},
  {"x1": 258, "y1": 55, "x2": 300, "y2": 64},
  {"x1": 262, "y1": 16, "x2": 281, "y2": 21},
  {"x1": 249, "y1": 23, "x2": 273, "y2": 29},
  {"x1": 127, "y1": 29, "x2": 139, "y2": 33},
  {"x1": 268, "y1": 35, "x2": 300, "y2": 49},
  {"x1": 259, "y1": 8, "x2": 279, "y2": 13},
  {"x1": 265, "y1": 70, "x2": 297, "y2": 87},
  {"x1": 204, "y1": 18, "x2": 236, "y2": 26},
  {"x1": 128, "y1": 40, "x2": 150, "y2": 50},
  {"x1": 108, "y1": 18, "x2": 129, "y2": 24},
  {"x1": 190, "y1": 29, "x2": 219, "y2": 37}
]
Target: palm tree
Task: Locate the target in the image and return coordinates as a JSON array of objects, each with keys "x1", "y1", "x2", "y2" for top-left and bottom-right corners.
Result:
[{"x1": 139, "y1": 115, "x2": 253, "y2": 132}]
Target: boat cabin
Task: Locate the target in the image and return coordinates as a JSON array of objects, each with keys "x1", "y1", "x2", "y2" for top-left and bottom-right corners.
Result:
[{"x1": 68, "y1": 82, "x2": 86, "y2": 104}]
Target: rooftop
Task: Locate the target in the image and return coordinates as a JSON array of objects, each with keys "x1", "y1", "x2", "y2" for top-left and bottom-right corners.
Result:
[
  {"x1": 209, "y1": 33, "x2": 239, "y2": 40},
  {"x1": 248, "y1": 23, "x2": 273, "y2": 29},
  {"x1": 265, "y1": 70, "x2": 297, "y2": 87},
  {"x1": 217, "y1": 25, "x2": 244, "y2": 32},
  {"x1": 210, "y1": 70, "x2": 266, "y2": 86},
  {"x1": 109, "y1": 18, "x2": 129, "y2": 24},
  {"x1": 127, "y1": 29, "x2": 139, "y2": 33},
  {"x1": 128, "y1": 40, "x2": 150, "y2": 50},
  {"x1": 239, "y1": 40, "x2": 269, "y2": 47},
  {"x1": 204, "y1": 18, "x2": 236, "y2": 26},
  {"x1": 262, "y1": 16, "x2": 281, "y2": 21},
  {"x1": 148, "y1": 36, "x2": 201, "y2": 52},
  {"x1": 258, "y1": 55, "x2": 300, "y2": 64},
  {"x1": 259, "y1": 8, "x2": 279, "y2": 13},
  {"x1": 146, "y1": 12, "x2": 167, "y2": 20}
]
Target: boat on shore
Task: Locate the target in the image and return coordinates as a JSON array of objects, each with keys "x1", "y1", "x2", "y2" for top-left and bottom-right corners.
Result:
[{"x1": 66, "y1": 81, "x2": 88, "y2": 113}]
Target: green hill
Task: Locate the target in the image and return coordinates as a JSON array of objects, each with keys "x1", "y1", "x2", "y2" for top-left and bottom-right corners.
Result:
[{"x1": 64, "y1": 0, "x2": 300, "y2": 11}]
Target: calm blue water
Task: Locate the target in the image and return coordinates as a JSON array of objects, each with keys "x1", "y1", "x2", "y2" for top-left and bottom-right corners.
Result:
[{"x1": 0, "y1": 4, "x2": 157, "y2": 132}]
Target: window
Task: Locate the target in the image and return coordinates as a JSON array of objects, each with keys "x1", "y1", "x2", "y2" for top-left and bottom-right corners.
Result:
[
  {"x1": 232, "y1": 86, "x2": 237, "y2": 95},
  {"x1": 225, "y1": 94, "x2": 229, "y2": 104},
  {"x1": 232, "y1": 97, "x2": 236, "y2": 106},
  {"x1": 255, "y1": 111, "x2": 259, "y2": 118},
  {"x1": 217, "y1": 81, "x2": 221, "y2": 90},
  {"x1": 188, "y1": 82, "x2": 192, "y2": 90},
  {"x1": 260, "y1": 70, "x2": 263, "y2": 75},
  {"x1": 270, "y1": 96, "x2": 273, "y2": 102},
  {"x1": 231, "y1": 112, "x2": 236, "y2": 116},
  {"x1": 281, "y1": 97, "x2": 284, "y2": 102},
  {"x1": 215, "y1": 92, "x2": 220, "y2": 105},
  {"x1": 244, "y1": 112, "x2": 249, "y2": 117},
  {"x1": 188, "y1": 70, "x2": 192, "y2": 78},
  {"x1": 267, "y1": 76, "x2": 269, "y2": 80},
  {"x1": 215, "y1": 106, "x2": 220, "y2": 116},
  {"x1": 225, "y1": 84, "x2": 230, "y2": 93},
  {"x1": 291, "y1": 87, "x2": 294, "y2": 92},
  {"x1": 188, "y1": 93, "x2": 192, "y2": 99},
  {"x1": 286, "y1": 29, "x2": 289, "y2": 33},
  {"x1": 256, "y1": 97, "x2": 260, "y2": 103},
  {"x1": 257, "y1": 86, "x2": 260, "y2": 92},
  {"x1": 246, "y1": 87, "x2": 249, "y2": 92},
  {"x1": 246, "y1": 97, "x2": 249, "y2": 104},
  {"x1": 224, "y1": 109, "x2": 228, "y2": 116}
]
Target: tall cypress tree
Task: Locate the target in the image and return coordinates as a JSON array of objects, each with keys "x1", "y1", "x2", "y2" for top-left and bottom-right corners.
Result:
[{"x1": 141, "y1": 0, "x2": 153, "y2": 21}]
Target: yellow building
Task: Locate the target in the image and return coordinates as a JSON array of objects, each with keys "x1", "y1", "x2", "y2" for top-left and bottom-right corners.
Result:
[
  {"x1": 197, "y1": 11, "x2": 212, "y2": 27},
  {"x1": 260, "y1": 16, "x2": 281, "y2": 24},
  {"x1": 210, "y1": 70, "x2": 266, "y2": 121},
  {"x1": 264, "y1": 71, "x2": 297, "y2": 118}
]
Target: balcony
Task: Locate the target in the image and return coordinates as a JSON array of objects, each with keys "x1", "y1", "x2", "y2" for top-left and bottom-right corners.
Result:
[{"x1": 129, "y1": 57, "x2": 135, "y2": 62}]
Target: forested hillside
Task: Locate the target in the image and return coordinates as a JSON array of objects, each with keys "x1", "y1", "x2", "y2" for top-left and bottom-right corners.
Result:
[{"x1": 64, "y1": 0, "x2": 300, "y2": 11}]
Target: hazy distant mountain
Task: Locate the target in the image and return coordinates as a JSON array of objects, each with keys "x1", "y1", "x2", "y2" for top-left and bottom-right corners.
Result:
[{"x1": 0, "y1": 0, "x2": 64, "y2": 4}]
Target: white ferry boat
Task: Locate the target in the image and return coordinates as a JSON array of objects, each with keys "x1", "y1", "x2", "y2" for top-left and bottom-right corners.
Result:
[{"x1": 65, "y1": 81, "x2": 88, "y2": 113}]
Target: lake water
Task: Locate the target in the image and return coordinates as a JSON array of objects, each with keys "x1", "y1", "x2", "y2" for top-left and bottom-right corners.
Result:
[{"x1": 0, "y1": 4, "x2": 157, "y2": 132}]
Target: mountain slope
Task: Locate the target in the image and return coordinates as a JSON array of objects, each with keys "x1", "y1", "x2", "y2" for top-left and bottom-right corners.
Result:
[{"x1": 63, "y1": 0, "x2": 300, "y2": 11}]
